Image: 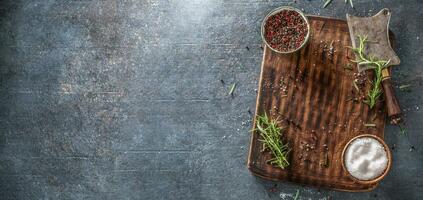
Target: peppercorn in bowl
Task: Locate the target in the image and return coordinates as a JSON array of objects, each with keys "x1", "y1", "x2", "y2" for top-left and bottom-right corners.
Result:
[{"x1": 261, "y1": 6, "x2": 310, "y2": 54}]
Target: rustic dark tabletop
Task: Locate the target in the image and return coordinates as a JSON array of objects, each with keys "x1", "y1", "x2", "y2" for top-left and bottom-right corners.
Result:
[{"x1": 0, "y1": 0, "x2": 422, "y2": 199}]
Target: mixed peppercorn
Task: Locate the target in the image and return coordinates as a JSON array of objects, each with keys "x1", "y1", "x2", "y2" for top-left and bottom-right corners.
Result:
[{"x1": 264, "y1": 10, "x2": 308, "y2": 52}]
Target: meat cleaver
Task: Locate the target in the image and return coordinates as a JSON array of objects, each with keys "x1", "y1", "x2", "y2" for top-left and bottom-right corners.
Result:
[{"x1": 347, "y1": 8, "x2": 402, "y2": 124}]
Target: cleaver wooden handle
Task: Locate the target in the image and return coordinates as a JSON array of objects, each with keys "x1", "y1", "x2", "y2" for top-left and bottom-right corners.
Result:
[{"x1": 381, "y1": 67, "x2": 402, "y2": 124}]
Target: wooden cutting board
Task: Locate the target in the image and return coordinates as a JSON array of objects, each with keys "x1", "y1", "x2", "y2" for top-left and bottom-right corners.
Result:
[{"x1": 247, "y1": 16, "x2": 389, "y2": 191}]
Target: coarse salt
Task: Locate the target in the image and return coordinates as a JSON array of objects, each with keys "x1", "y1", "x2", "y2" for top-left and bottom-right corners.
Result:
[{"x1": 344, "y1": 137, "x2": 388, "y2": 181}]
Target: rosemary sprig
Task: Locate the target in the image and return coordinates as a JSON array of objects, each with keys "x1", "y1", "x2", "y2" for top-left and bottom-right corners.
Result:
[
  {"x1": 349, "y1": 36, "x2": 390, "y2": 109},
  {"x1": 255, "y1": 113, "x2": 290, "y2": 169}
]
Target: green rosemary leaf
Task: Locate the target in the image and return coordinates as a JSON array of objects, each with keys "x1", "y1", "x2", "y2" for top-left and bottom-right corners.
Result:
[
  {"x1": 399, "y1": 84, "x2": 411, "y2": 91},
  {"x1": 358, "y1": 60, "x2": 374, "y2": 65},
  {"x1": 349, "y1": 0, "x2": 354, "y2": 8},
  {"x1": 364, "y1": 123, "x2": 376, "y2": 127},
  {"x1": 294, "y1": 189, "x2": 300, "y2": 200},
  {"x1": 323, "y1": 0, "x2": 333, "y2": 8},
  {"x1": 228, "y1": 83, "x2": 236, "y2": 95},
  {"x1": 400, "y1": 126, "x2": 406, "y2": 135},
  {"x1": 353, "y1": 80, "x2": 359, "y2": 92}
]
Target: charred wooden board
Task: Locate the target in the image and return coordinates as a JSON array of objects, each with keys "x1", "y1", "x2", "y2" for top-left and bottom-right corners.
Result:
[{"x1": 247, "y1": 16, "x2": 389, "y2": 192}]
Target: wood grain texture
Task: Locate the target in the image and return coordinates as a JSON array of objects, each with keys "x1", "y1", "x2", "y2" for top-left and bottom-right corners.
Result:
[{"x1": 247, "y1": 16, "x2": 387, "y2": 192}]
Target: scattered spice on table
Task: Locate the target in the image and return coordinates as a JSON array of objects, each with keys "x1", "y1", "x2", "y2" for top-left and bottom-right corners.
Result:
[
  {"x1": 391, "y1": 143, "x2": 396, "y2": 150},
  {"x1": 391, "y1": 116, "x2": 402, "y2": 125},
  {"x1": 323, "y1": 143, "x2": 329, "y2": 151},
  {"x1": 322, "y1": 152, "x2": 329, "y2": 167},
  {"x1": 409, "y1": 145, "x2": 415, "y2": 152},
  {"x1": 346, "y1": 97, "x2": 358, "y2": 102},
  {"x1": 264, "y1": 9, "x2": 308, "y2": 52},
  {"x1": 353, "y1": 72, "x2": 366, "y2": 86},
  {"x1": 328, "y1": 40, "x2": 335, "y2": 60},
  {"x1": 268, "y1": 184, "x2": 278, "y2": 193}
]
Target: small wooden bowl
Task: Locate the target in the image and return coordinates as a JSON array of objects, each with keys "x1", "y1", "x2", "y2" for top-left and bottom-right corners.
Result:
[{"x1": 341, "y1": 134, "x2": 392, "y2": 185}]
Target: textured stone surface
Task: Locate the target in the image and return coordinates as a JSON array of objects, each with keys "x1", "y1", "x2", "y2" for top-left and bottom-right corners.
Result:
[{"x1": 0, "y1": 0, "x2": 422, "y2": 199}]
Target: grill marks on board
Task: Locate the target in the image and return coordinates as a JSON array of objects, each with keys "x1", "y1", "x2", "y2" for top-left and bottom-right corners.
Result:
[
  {"x1": 315, "y1": 29, "x2": 334, "y2": 176},
  {"x1": 282, "y1": 49, "x2": 302, "y2": 178},
  {"x1": 291, "y1": 43, "x2": 311, "y2": 179},
  {"x1": 308, "y1": 29, "x2": 327, "y2": 175},
  {"x1": 327, "y1": 30, "x2": 347, "y2": 180}
]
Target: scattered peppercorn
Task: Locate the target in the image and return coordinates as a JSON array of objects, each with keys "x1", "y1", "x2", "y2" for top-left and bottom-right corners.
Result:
[{"x1": 409, "y1": 145, "x2": 415, "y2": 152}]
